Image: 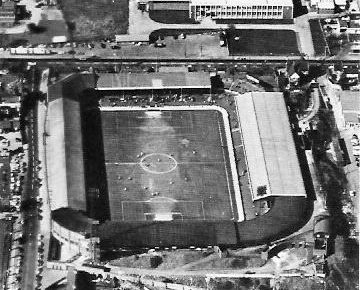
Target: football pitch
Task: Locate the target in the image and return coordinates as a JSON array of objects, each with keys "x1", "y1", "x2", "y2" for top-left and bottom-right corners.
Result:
[{"x1": 100, "y1": 107, "x2": 243, "y2": 222}]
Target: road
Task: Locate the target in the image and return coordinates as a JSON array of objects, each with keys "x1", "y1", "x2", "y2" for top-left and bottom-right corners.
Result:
[{"x1": 20, "y1": 72, "x2": 41, "y2": 290}]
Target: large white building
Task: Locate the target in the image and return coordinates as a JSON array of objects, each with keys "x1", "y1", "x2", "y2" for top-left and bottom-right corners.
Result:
[
  {"x1": 190, "y1": 0, "x2": 293, "y2": 20},
  {"x1": 147, "y1": 0, "x2": 293, "y2": 21}
]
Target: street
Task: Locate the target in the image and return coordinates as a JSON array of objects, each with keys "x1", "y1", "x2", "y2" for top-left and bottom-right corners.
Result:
[{"x1": 20, "y1": 70, "x2": 41, "y2": 289}]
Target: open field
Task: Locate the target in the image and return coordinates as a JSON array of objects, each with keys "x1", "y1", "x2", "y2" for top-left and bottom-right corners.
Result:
[
  {"x1": 101, "y1": 109, "x2": 238, "y2": 222},
  {"x1": 57, "y1": 0, "x2": 129, "y2": 40},
  {"x1": 227, "y1": 29, "x2": 300, "y2": 56}
]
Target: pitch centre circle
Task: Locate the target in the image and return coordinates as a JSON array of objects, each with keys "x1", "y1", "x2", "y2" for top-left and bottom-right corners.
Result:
[{"x1": 139, "y1": 153, "x2": 177, "y2": 174}]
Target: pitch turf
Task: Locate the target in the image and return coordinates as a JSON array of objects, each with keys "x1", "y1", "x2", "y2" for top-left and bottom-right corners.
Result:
[{"x1": 101, "y1": 109, "x2": 238, "y2": 222}]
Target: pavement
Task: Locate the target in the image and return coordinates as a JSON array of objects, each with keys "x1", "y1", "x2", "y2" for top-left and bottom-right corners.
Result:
[{"x1": 36, "y1": 100, "x2": 52, "y2": 290}]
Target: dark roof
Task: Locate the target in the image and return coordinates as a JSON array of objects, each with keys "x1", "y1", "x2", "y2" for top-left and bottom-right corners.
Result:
[
  {"x1": 314, "y1": 216, "x2": 331, "y2": 235},
  {"x1": 52, "y1": 208, "x2": 96, "y2": 234},
  {"x1": 95, "y1": 196, "x2": 311, "y2": 248},
  {"x1": 97, "y1": 220, "x2": 237, "y2": 248}
]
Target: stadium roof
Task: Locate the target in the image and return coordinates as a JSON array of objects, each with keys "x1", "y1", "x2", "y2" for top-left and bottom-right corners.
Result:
[
  {"x1": 340, "y1": 91, "x2": 360, "y2": 124},
  {"x1": 47, "y1": 73, "x2": 96, "y2": 211},
  {"x1": 235, "y1": 92, "x2": 307, "y2": 200},
  {"x1": 96, "y1": 72, "x2": 211, "y2": 90}
]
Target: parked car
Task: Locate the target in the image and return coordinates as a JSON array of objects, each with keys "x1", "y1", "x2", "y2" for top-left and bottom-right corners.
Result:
[{"x1": 154, "y1": 42, "x2": 166, "y2": 48}]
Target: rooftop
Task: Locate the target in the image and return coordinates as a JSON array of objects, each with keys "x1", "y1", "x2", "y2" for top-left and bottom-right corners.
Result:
[
  {"x1": 340, "y1": 91, "x2": 360, "y2": 124},
  {"x1": 47, "y1": 73, "x2": 96, "y2": 211},
  {"x1": 52, "y1": 208, "x2": 96, "y2": 234},
  {"x1": 96, "y1": 72, "x2": 211, "y2": 90},
  {"x1": 235, "y1": 92, "x2": 307, "y2": 200},
  {"x1": 340, "y1": 91, "x2": 360, "y2": 111}
]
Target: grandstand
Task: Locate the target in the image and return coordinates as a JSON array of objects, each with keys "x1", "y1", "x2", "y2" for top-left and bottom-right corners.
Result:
[
  {"x1": 47, "y1": 73, "x2": 96, "y2": 211},
  {"x1": 235, "y1": 92, "x2": 307, "y2": 201},
  {"x1": 96, "y1": 72, "x2": 211, "y2": 91},
  {"x1": 45, "y1": 72, "x2": 312, "y2": 250}
]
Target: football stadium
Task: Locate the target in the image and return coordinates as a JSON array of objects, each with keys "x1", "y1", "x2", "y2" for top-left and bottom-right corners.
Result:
[{"x1": 46, "y1": 72, "x2": 313, "y2": 253}]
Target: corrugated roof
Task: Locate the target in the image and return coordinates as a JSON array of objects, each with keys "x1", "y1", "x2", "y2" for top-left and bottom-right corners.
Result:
[
  {"x1": 97, "y1": 220, "x2": 237, "y2": 248},
  {"x1": 236, "y1": 92, "x2": 306, "y2": 200},
  {"x1": 340, "y1": 91, "x2": 360, "y2": 111},
  {"x1": 47, "y1": 73, "x2": 96, "y2": 211},
  {"x1": 96, "y1": 72, "x2": 211, "y2": 90},
  {"x1": 344, "y1": 112, "x2": 359, "y2": 123},
  {"x1": 340, "y1": 91, "x2": 360, "y2": 124}
]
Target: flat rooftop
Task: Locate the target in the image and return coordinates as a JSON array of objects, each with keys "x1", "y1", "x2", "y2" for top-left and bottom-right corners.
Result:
[
  {"x1": 100, "y1": 106, "x2": 244, "y2": 222},
  {"x1": 235, "y1": 92, "x2": 307, "y2": 200},
  {"x1": 96, "y1": 72, "x2": 211, "y2": 90}
]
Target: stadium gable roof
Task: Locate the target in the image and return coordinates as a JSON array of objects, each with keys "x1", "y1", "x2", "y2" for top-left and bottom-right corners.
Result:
[
  {"x1": 96, "y1": 72, "x2": 211, "y2": 90},
  {"x1": 236, "y1": 92, "x2": 307, "y2": 200},
  {"x1": 47, "y1": 73, "x2": 96, "y2": 211}
]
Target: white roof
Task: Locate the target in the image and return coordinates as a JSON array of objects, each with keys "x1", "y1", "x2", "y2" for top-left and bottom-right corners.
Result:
[
  {"x1": 235, "y1": 92, "x2": 307, "y2": 200},
  {"x1": 317, "y1": 1, "x2": 334, "y2": 9},
  {"x1": 335, "y1": 0, "x2": 346, "y2": 5},
  {"x1": 190, "y1": 0, "x2": 292, "y2": 6}
]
